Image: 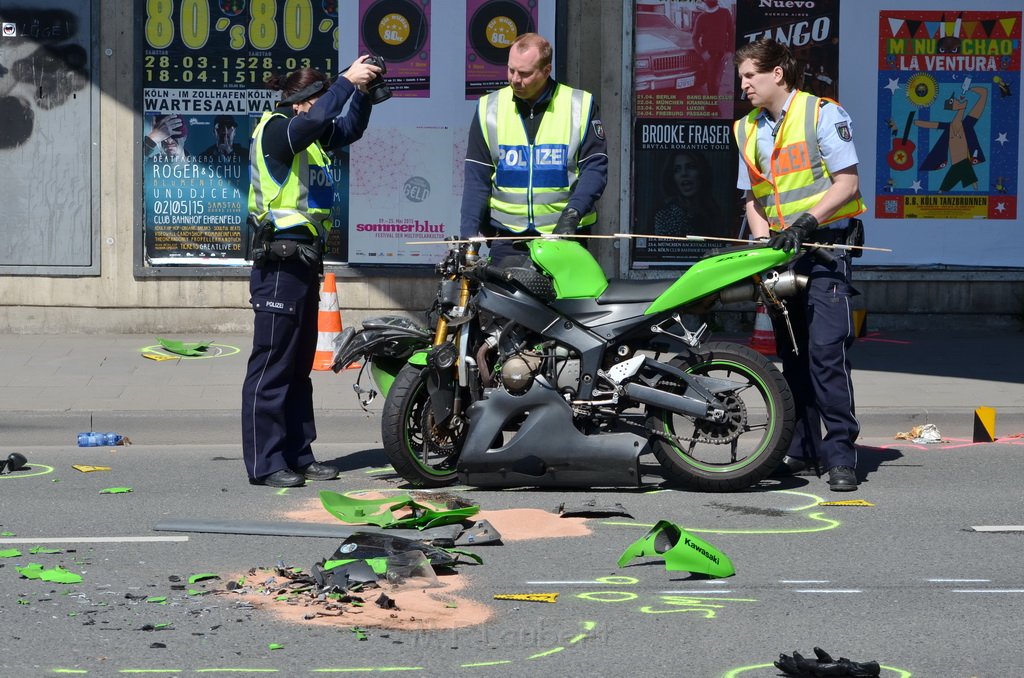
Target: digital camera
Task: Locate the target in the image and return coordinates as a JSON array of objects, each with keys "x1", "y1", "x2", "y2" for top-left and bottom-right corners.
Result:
[{"x1": 362, "y1": 55, "x2": 392, "y2": 104}]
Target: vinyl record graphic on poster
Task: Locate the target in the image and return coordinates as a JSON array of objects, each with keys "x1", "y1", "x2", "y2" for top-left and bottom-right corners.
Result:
[
  {"x1": 631, "y1": 118, "x2": 739, "y2": 266},
  {"x1": 734, "y1": 0, "x2": 840, "y2": 120},
  {"x1": 874, "y1": 10, "x2": 1020, "y2": 220},
  {"x1": 359, "y1": 0, "x2": 431, "y2": 97},
  {"x1": 466, "y1": 0, "x2": 537, "y2": 99}
]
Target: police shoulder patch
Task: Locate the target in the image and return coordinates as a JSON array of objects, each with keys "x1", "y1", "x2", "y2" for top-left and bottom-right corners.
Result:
[
  {"x1": 835, "y1": 122, "x2": 852, "y2": 142},
  {"x1": 591, "y1": 119, "x2": 605, "y2": 140}
]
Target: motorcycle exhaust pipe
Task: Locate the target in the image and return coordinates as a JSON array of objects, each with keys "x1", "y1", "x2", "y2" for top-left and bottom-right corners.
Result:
[
  {"x1": 715, "y1": 271, "x2": 808, "y2": 305},
  {"x1": 622, "y1": 382, "x2": 710, "y2": 418}
]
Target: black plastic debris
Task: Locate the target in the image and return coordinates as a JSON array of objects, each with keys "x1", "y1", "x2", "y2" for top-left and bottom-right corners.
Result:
[
  {"x1": 775, "y1": 647, "x2": 881, "y2": 677},
  {"x1": 374, "y1": 593, "x2": 398, "y2": 610},
  {"x1": 312, "y1": 559, "x2": 378, "y2": 591},
  {"x1": 455, "y1": 519, "x2": 503, "y2": 546},
  {"x1": 330, "y1": 532, "x2": 457, "y2": 569},
  {"x1": 556, "y1": 499, "x2": 633, "y2": 519}
]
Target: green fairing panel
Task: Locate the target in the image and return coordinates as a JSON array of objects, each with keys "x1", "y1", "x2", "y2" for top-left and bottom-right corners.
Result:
[
  {"x1": 369, "y1": 358, "x2": 403, "y2": 398},
  {"x1": 645, "y1": 247, "x2": 790, "y2": 315},
  {"x1": 528, "y1": 239, "x2": 609, "y2": 299}
]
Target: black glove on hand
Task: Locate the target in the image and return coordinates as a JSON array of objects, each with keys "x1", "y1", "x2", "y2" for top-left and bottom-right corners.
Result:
[
  {"x1": 774, "y1": 647, "x2": 880, "y2": 677},
  {"x1": 768, "y1": 212, "x2": 818, "y2": 253},
  {"x1": 552, "y1": 207, "x2": 581, "y2": 235}
]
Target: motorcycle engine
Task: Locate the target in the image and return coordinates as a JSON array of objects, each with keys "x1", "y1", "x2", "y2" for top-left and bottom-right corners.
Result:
[{"x1": 495, "y1": 324, "x2": 580, "y2": 396}]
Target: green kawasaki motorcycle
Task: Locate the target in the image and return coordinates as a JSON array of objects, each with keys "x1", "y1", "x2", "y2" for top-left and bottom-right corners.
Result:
[{"x1": 333, "y1": 237, "x2": 806, "y2": 492}]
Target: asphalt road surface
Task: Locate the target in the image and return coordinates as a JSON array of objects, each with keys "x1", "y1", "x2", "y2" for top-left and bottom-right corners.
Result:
[{"x1": 1, "y1": 421, "x2": 1022, "y2": 677}]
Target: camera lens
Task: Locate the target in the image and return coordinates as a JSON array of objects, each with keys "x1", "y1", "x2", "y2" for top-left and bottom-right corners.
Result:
[{"x1": 364, "y1": 55, "x2": 392, "y2": 104}]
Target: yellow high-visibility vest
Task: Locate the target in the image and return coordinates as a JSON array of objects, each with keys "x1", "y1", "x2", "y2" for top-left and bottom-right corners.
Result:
[
  {"x1": 248, "y1": 111, "x2": 333, "y2": 242},
  {"x1": 479, "y1": 84, "x2": 597, "y2": 233},
  {"x1": 734, "y1": 90, "x2": 865, "y2": 230}
]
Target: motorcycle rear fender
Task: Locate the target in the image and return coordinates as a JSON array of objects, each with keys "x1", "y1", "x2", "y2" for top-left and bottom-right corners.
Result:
[
  {"x1": 645, "y1": 246, "x2": 791, "y2": 315},
  {"x1": 331, "y1": 316, "x2": 432, "y2": 372}
]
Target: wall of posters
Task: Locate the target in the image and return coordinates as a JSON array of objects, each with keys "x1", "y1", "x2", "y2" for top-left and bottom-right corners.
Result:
[
  {"x1": 874, "y1": 10, "x2": 1020, "y2": 221},
  {"x1": 140, "y1": 0, "x2": 341, "y2": 266},
  {"x1": 139, "y1": 0, "x2": 556, "y2": 269},
  {"x1": 629, "y1": 0, "x2": 841, "y2": 268}
]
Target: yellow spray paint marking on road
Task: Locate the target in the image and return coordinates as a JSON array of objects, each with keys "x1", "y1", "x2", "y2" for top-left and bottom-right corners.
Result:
[
  {"x1": 494, "y1": 592, "x2": 559, "y2": 603},
  {"x1": 819, "y1": 499, "x2": 875, "y2": 506}
]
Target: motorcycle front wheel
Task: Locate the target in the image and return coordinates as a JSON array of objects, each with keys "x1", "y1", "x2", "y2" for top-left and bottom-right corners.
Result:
[
  {"x1": 645, "y1": 341, "x2": 794, "y2": 492},
  {"x1": 380, "y1": 363, "x2": 461, "y2": 488}
]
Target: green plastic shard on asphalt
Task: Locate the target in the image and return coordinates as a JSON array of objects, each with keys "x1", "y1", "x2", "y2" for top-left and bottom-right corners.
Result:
[
  {"x1": 0, "y1": 548, "x2": 22, "y2": 558},
  {"x1": 29, "y1": 546, "x2": 61, "y2": 554},
  {"x1": 268, "y1": 643, "x2": 284, "y2": 651},
  {"x1": 146, "y1": 596, "x2": 167, "y2": 604},
  {"x1": 16, "y1": 563, "x2": 83, "y2": 584},
  {"x1": 188, "y1": 573, "x2": 220, "y2": 584},
  {"x1": 157, "y1": 337, "x2": 212, "y2": 356},
  {"x1": 99, "y1": 487, "x2": 133, "y2": 494},
  {"x1": 352, "y1": 626, "x2": 368, "y2": 641},
  {"x1": 617, "y1": 520, "x2": 735, "y2": 578}
]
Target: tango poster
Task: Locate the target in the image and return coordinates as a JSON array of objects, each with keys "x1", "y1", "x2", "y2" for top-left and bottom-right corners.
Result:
[{"x1": 874, "y1": 11, "x2": 1020, "y2": 220}]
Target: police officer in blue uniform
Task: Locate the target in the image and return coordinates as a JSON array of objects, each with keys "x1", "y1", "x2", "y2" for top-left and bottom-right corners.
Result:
[
  {"x1": 242, "y1": 58, "x2": 380, "y2": 488},
  {"x1": 733, "y1": 39, "x2": 866, "y2": 492}
]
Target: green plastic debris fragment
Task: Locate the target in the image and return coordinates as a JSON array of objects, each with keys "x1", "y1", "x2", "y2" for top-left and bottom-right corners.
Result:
[
  {"x1": 1, "y1": 531, "x2": 14, "y2": 537},
  {"x1": 146, "y1": 596, "x2": 167, "y2": 604},
  {"x1": 188, "y1": 589, "x2": 208, "y2": 596},
  {"x1": 323, "y1": 557, "x2": 388, "y2": 576},
  {"x1": 18, "y1": 599, "x2": 30, "y2": 605},
  {"x1": 320, "y1": 492, "x2": 411, "y2": 526},
  {"x1": 274, "y1": 595, "x2": 291, "y2": 601},
  {"x1": 29, "y1": 546, "x2": 62, "y2": 554},
  {"x1": 157, "y1": 337, "x2": 212, "y2": 356},
  {"x1": 99, "y1": 487, "x2": 133, "y2": 494},
  {"x1": 16, "y1": 563, "x2": 82, "y2": 584},
  {"x1": 319, "y1": 491, "x2": 479, "y2": 529},
  {"x1": 268, "y1": 643, "x2": 284, "y2": 651},
  {"x1": 0, "y1": 548, "x2": 22, "y2": 558},
  {"x1": 188, "y1": 573, "x2": 220, "y2": 584},
  {"x1": 617, "y1": 520, "x2": 735, "y2": 578},
  {"x1": 444, "y1": 548, "x2": 483, "y2": 565},
  {"x1": 351, "y1": 627, "x2": 368, "y2": 641}
]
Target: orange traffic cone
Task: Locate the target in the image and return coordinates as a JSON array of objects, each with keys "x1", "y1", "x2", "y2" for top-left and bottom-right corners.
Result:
[
  {"x1": 748, "y1": 303, "x2": 776, "y2": 356},
  {"x1": 312, "y1": 273, "x2": 342, "y2": 371}
]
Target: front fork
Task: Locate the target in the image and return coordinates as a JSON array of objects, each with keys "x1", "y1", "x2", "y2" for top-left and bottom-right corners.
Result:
[{"x1": 426, "y1": 273, "x2": 472, "y2": 426}]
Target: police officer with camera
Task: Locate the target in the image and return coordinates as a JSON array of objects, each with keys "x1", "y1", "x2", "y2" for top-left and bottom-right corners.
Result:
[{"x1": 242, "y1": 56, "x2": 381, "y2": 488}]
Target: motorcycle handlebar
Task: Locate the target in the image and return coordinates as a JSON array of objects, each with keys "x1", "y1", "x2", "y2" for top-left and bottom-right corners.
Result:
[{"x1": 464, "y1": 262, "x2": 509, "y2": 284}]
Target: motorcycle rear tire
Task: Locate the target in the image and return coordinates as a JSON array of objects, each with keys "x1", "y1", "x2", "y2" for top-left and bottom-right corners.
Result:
[
  {"x1": 381, "y1": 363, "x2": 461, "y2": 488},
  {"x1": 645, "y1": 341, "x2": 794, "y2": 492}
]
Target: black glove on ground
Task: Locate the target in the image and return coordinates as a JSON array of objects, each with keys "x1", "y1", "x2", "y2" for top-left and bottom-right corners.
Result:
[
  {"x1": 553, "y1": 207, "x2": 581, "y2": 235},
  {"x1": 768, "y1": 212, "x2": 818, "y2": 253},
  {"x1": 774, "y1": 647, "x2": 880, "y2": 677}
]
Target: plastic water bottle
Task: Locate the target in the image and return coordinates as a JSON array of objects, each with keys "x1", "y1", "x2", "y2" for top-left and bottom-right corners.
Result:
[{"x1": 77, "y1": 432, "x2": 123, "y2": 447}]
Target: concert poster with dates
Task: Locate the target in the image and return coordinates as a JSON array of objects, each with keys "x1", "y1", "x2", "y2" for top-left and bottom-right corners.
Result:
[{"x1": 140, "y1": 0, "x2": 345, "y2": 265}]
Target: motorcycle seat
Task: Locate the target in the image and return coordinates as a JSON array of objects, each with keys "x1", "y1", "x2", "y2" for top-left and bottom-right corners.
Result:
[{"x1": 597, "y1": 278, "x2": 674, "y2": 304}]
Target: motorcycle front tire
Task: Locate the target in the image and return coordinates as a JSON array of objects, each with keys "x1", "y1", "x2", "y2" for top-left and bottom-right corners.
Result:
[
  {"x1": 381, "y1": 363, "x2": 461, "y2": 488},
  {"x1": 645, "y1": 341, "x2": 795, "y2": 492}
]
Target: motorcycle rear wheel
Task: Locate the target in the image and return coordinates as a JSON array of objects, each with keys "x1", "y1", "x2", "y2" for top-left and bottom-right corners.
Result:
[
  {"x1": 645, "y1": 341, "x2": 794, "y2": 492},
  {"x1": 381, "y1": 363, "x2": 461, "y2": 488}
]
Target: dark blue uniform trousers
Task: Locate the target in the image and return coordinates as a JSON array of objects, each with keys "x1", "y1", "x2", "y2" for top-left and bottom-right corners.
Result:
[
  {"x1": 241, "y1": 257, "x2": 321, "y2": 482},
  {"x1": 772, "y1": 251, "x2": 860, "y2": 471}
]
